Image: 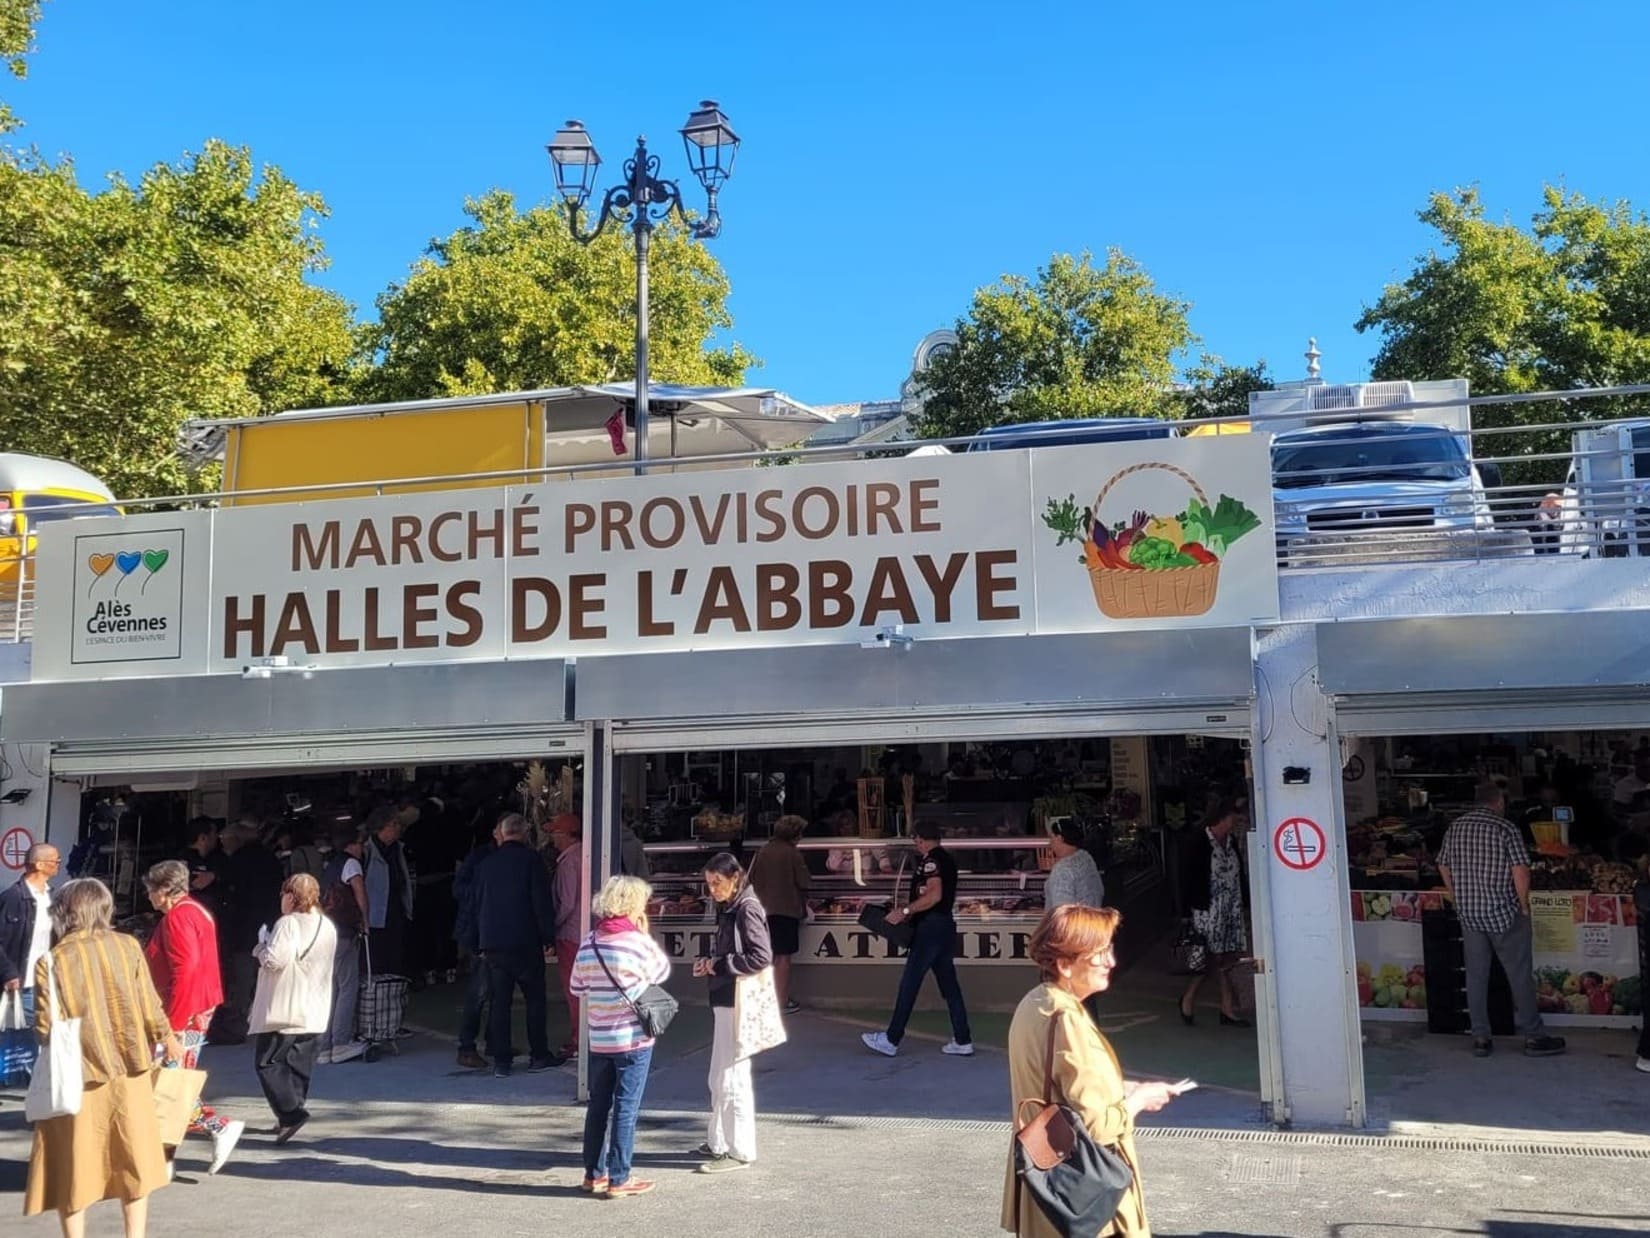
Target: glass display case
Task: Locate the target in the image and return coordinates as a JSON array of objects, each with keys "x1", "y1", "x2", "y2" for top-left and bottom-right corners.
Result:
[{"x1": 641, "y1": 837, "x2": 1052, "y2": 966}]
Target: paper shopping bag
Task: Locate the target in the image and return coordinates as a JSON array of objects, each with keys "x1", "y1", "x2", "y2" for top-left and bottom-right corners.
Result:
[{"x1": 152, "y1": 1066, "x2": 208, "y2": 1146}]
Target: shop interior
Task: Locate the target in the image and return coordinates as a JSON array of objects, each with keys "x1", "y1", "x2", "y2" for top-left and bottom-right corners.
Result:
[
  {"x1": 619, "y1": 731, "x2": 1262, "y2": 1089},
  {"x1": 69, "y1": 758, "x2": 583, "y2": 946},
  {"x1": 67, "y1": 733, "x2": 1260, "y2": 1081},
  {"x1": 1348, "y1": 727, "x2": 1649, "y2": 1136}
]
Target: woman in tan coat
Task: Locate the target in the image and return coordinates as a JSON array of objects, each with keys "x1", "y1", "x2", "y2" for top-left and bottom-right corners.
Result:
[
  {"x1": 25, "y1": 878, "x2": 184, "y2": 1238},
  {"x1": 1002, "y1": 905, "x2": 1178, "y2": 1237}
]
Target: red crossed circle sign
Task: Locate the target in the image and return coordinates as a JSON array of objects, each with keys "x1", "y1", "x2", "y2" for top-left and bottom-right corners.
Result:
[
  {"x1": 1273, "y1": 817, "x2": 1326, "y2": 872},
  {"x1": 0, "y1": 826, "x2": 32, "y2": 871}
]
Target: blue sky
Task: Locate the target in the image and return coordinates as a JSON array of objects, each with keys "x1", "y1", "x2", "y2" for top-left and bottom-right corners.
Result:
[{"x1": 9, "y1": 1, "x2": 1650, "y2": 407}]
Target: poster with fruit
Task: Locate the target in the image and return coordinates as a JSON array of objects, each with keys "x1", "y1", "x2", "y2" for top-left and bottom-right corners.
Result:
[
  {"x1": 1030, "y1": 436, "x2": 1279, "y2": 632},
  {"x1": 1352, "y1": 890, "x2": 1642, "y2": 1024}
]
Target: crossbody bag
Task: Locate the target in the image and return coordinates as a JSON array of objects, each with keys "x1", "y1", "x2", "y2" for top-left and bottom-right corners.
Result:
[
  {"x1": 591, "y1": 939, "x2": 679, "y2": 1039},
  {"x1": 1012, "y1": 1011, "x2": 1133, "y2": 1237}
]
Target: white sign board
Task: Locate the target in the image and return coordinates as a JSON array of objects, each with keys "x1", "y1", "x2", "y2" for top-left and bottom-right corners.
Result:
[{"x1": 30, "y1": 436, "x2": 1279, "y2": 681}]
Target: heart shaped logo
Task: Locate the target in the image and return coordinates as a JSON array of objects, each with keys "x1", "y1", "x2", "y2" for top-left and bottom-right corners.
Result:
[
  {"x1": 87, "y1": 553, "x2": 115, "y2": 577},
  {"x1": 115, "y1": 551, "x2": 142, "y2": 575},
  {"x1": 142, "y1": 549, "x2": 169, "y2": 574}
]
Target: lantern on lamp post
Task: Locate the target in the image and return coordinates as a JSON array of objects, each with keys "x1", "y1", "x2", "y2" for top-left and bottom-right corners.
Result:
[{"x1": 546, "y1": 101, "x2": 740, "y2": 470}]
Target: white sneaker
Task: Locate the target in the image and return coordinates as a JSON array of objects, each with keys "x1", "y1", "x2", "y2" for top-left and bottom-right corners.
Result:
[
  {"x1": 330, "y1": 1039, "x2": 368, "y2": 1063},
  {"x1": 209, "y1": 1119, "x2": 245, "y2": 1175},
  {"x1": 861, "y1": 1031, "x2": 898, "y2": 1057},
  {"x1": 942, "y1": 1040, "x2": 975, "y2": 1056},
  {"x1": 1637, "y1": 1057, "x2": 1650, "y2": 1074}
]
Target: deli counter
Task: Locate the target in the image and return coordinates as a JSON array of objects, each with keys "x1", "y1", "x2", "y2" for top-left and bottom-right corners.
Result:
[{"x1": 641, "y1": 836, "x2": 1051, "y2": 967}]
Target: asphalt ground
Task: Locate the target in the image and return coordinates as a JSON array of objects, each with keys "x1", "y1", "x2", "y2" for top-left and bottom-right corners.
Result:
[{"x1": 4, "y1": 1001, "x2": 1648, "y2": 1237}]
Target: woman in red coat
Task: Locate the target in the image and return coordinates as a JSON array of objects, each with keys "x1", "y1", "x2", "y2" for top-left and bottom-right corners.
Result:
[{"x1": 144, "y1": 860, "x2": 246, "y2": 1174}]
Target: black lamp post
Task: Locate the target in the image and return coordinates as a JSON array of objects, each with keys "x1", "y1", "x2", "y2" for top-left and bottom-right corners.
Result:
[{"x1": 547, "y1": 101, "x2": 739, "y2": 470}]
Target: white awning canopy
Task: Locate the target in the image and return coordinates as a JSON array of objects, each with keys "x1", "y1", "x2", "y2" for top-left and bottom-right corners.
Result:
[{"x1": 177, "y1": 384, "x2": 832, "y2": 469}]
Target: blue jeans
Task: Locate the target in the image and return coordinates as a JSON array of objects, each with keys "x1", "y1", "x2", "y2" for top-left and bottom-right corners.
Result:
[
  {"x1": 583, "y1": 1046, "x2": 653, "y2": 1185},
  {"x1": 1, "y1": 987, "x2": 38, "y2": 1086},
  {"x1": 886, "y1": 914, "x2": 971, "y2": 1047}
]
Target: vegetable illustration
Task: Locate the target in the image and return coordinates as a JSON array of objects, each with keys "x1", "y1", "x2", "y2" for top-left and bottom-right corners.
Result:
[
  {"x1": 1042, "y1": 490, "x2": 1260, "y2": 573},
  {"x1": 1045, "y1": 462, "x2": 1263, "y2": 619}
]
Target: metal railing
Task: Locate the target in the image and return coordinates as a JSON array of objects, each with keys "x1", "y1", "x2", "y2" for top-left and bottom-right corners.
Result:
[
  {"x1": 1, "y1": 560, "x2": 34, "y2": 643},
  {"x1": 5, "y1": 382, "x2": 1650, "y2": 644}
]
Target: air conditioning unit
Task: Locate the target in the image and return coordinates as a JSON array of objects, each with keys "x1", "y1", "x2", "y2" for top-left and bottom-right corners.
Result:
[
  {"x1": 1304, "y1": 381, "x2": 1415, "y2": 415},
  {"x1": 1357, "y1": 381, "x2": 1416, "y2": 409},
  {"x1": 1305, "y1": 384, "x2": 1360, "y2": 413}
]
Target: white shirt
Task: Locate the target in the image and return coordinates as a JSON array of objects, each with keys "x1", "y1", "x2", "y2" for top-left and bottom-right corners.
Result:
[
  {"x1": 341, "y1": 858, "x2": 364, "y2": 884},
  {"x1": 24, "y1": 882, "x2": 52, "y2": 988}
]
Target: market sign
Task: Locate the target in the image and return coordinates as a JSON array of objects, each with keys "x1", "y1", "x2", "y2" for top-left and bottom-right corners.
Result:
[{"x1": 29, "y1": 436, "x2": 1279, "y2": 681}]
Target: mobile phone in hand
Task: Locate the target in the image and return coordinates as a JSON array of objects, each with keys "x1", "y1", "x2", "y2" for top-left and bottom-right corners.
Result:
[{"x1": 1169, "y1": 1078, "x2": 1199, "y2": 1094}]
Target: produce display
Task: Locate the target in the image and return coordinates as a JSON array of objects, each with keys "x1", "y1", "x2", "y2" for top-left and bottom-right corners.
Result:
[
  {"x1": 1357, "y1": 962, "x2": 1427, "y2": 1010},
  {"x1": 1536, "y1": 968, "x2": 1642, "y2": 1016}
]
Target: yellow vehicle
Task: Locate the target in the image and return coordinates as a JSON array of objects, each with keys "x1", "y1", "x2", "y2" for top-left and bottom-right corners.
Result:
[
  {"x1": 0, "y1": 452, "x2": 122, "y2": 588},
  {"x1": 179, "y1": 385, "x2": 830, "y2": 507}
]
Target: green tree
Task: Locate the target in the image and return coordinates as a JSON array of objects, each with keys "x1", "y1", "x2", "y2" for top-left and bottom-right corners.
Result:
[
  {"x1": 1179, "y1": 356, "x2": 1274, "y2": 421},
  {"x1": 913, "y1": 250, "x2": 1199, "y2": 439},
  {"x1": 0, "y1": 140, "x2": 357, "y2": 497},
  {"x1": 0, "y1": 0, "x2": 42, "y2": 132},
  {"x1": 356, "y1": 190, "x2": 754, "y2": 403},
  {"x1": 1357, "y1": 186, "x2": 1650, "y2": 484}
]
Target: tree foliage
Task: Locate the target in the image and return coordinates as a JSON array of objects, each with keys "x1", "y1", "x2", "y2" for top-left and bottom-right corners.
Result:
[
  {"x1": 0, "y1": 140, "x2": 357, "y2": 497},
  {"x1": 1357, "y1": 186, "x2": 1650, "y2": 483},
  {"x1": 0, "y1": 0, "x2": 43, "y2": 132},
  {"x1": 355, "y1": 190, "x2": 754, "y2": 403},
  {"x1": 914, "y1": 250, "x2": 1198, "y2": 439},
  {"x1": 1179, "y1": 356, "x2": 1274, "y2": 421}
]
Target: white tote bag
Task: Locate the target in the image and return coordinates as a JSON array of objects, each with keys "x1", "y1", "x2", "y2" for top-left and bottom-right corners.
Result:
[
  {"x1": 261, "y1": 915, "x2": 326, "y2": 1030},
  {"x1": 25, "y1": 953, "x2": 84, "y2": 1122},
  {"x1": 732, "y1": 966, "x2": 788, "y2": 1062},
  {"x1": 730, "y1": 911, "x2": 787, "y2": 1062}
]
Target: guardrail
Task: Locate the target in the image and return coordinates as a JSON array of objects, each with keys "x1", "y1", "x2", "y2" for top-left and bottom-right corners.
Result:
[
  {"x1": 2, "y1": 383, "x2": 1649, "y2": 644},
  {"x1": 1, "y1": 565, "x2": 34, "y2": 643}
]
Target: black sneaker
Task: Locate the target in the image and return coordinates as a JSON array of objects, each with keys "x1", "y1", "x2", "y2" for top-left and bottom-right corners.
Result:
[
  {"x1": 1524, "y1": 1035, "x2": 1567, "y2": 1057},
  {"x1": 1471, "y1": 1038, "x2": 1493, "y2": 1058},
  {"x1": 493, "y1": 1062, "x2": 513, "y2": 1078},
  {"x1": 526, "y1": 1053, "x2": 567, "y2": 1072}
]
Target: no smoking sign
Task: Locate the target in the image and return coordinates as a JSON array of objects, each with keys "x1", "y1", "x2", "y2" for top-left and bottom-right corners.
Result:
[
  {"x1": 1273, "y1": 817, "x2": 1326, "y2": 872},
  {"x1": 1, "y1": 826, "x2": 33, "y2": 871}
]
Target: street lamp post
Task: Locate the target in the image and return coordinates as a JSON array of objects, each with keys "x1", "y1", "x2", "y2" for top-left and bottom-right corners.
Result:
[{"x1": 547, "y1": 101, "x2": 739, "y2": 472}]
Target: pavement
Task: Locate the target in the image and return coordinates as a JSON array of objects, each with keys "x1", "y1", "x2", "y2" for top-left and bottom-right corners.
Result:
[{"x1": 4, "y1": 995, "x2": 1649, "y2": 1237}]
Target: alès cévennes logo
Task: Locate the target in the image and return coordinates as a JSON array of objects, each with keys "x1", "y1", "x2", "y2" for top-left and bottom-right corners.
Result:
[{"x1": 84, "y1": 548, "x2": 170, "y2": 630}]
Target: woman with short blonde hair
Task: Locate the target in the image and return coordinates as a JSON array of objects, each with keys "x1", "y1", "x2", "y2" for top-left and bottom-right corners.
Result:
[
  {"x1": 1003, "y1": 905, "x2": 1178, "y2": 1236},
  {"x1": 249, "y1": 871, "x2": 337, "y2": 1143},
  {"x1": 25, "y1": 879, "x2": 183, "y2": 1238},
  {"x1": 569, "y1": 874, "x2": 672, "y2": 1197},
  {"x1": 591, "y1": 875, "x2": 651, "y2": 922}
]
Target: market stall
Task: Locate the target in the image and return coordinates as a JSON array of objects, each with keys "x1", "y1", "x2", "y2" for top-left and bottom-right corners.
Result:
[{"x1": 1342, "y1": 733, "x2": 1645, "y2": 1028}]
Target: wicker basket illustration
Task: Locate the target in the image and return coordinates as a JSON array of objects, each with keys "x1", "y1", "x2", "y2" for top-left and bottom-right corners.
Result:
[{"x1": 1087, "y1": 462, "x2": 1221, "y2": 619}]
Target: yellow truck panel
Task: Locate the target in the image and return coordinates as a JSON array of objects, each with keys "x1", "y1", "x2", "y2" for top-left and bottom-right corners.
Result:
[{"x1": 222, "y1": 402, "x2": 545, "y2": 506}]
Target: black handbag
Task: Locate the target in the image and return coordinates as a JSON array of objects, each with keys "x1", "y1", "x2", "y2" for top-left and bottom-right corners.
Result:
[
  {"x1": 1013, "y1": 1013, "x2": 1134, "y2": 1237},
  {"x1": 592, "y1": 941, "x2": 679, "y2": 1038},
  {"x1": 1168, "y1": 918, "x2": 1209, "y2": 976},
  {"x1": 856, "y1": 852, "x2": 916, "y2": 948},
  {"x1": 857, "y1": 902, "x2": 915, "y2": 949}
]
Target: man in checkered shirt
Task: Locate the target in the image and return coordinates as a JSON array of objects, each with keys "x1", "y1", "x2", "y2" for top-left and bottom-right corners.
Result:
[{"x1": 1437, "y1": 783, "x2": 1566, "y2": 1059}]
